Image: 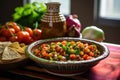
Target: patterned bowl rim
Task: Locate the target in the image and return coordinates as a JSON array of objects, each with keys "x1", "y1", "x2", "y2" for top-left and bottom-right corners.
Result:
[{"x1": 25, "y1": 37, "x2": 110, "y2": 64}]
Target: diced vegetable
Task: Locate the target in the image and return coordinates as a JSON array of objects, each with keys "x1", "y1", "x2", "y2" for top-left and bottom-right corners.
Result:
[{"x1": 33, "y1": 40, "x2": 101, "y2": 61}]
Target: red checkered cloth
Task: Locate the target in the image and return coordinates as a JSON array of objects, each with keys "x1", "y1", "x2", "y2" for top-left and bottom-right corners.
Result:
[{"x1": 90, "y1": 43, "x2": 120, "y2": 80}]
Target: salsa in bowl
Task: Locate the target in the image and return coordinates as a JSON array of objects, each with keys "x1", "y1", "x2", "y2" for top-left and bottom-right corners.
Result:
[
  {"x1": 26, "y1": 37, "x2": 109, "y2": 76},
  {"x1": 32, "y1": 40, "x2": 101, "y2": 61}
]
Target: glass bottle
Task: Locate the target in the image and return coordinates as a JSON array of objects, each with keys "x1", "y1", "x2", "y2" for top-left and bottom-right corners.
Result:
[{"x1": 40, "y1": 2, "x2": 66, "y2": 39}]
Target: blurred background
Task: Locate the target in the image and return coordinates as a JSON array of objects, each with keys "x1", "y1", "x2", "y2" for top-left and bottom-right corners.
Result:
[{"x1": 0, "y1": 0, "x2": 120, "y2": 44}]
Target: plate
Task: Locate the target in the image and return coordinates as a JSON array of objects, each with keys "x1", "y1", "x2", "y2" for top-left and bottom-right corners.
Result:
[
  {"x1": 0, "y1": 55, "x2": 28, "y2": 71},
  {"x1": 0, "y1": 41, "x2": 29, "y2": 71},
  {"x1": 45, "y1": 69, "x2": 87, "y2": 76}
]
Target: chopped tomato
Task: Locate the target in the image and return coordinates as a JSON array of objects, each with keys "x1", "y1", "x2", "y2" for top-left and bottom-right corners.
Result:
[
  {"x1": 69, "y1": 54, "x2": 77, "y2": 60},
  {"x1": 83, "y1": 54, "x2": 89, "y2": 60},
  {"x1": 42, "y1": 51, "x2": 49, "y2": 58}
]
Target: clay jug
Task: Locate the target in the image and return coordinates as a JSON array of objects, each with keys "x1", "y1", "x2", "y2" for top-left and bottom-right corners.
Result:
[{"x1": 40, "y1": 2, "x2": 66, "y2": 39}]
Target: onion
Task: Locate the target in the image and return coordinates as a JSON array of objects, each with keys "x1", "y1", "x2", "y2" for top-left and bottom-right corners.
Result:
[
  {"x1": 66, "y1": 14, "x2": 81, "y2": 37},
  {"x1": 82, "y1": 26, "x2": 105, "y2": 42}
]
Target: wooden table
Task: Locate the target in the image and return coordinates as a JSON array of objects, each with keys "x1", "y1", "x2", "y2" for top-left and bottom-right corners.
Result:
[{"x1": 0, "y1": 43, "x2": 120, "y2": 80}]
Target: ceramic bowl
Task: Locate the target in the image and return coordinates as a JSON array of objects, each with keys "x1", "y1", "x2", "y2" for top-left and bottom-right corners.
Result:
[{"x1": 25, "y1": 37, "x2": 109, "y2": 76}]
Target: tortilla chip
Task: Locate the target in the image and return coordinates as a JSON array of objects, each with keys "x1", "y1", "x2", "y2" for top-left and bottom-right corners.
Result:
[
  {"x1": 8, "y1": 42, "x2": 27, "y2": 54},
  {"x1": 2, "y1": 47, "x2": 22, "y2": 61},
  {"x1": 0, "y1": 42, "x2": 12, "y2": 47},
  {"x1": 8, "y1": 42, "x2": 20, "y2": 48},
  {"x1": 0, "y1": 42, "x2": 12, "y2": 55},
  {"x1": 0, "y1": 46, "x2": 4, "y2": 55},
  {"x1": 12, "y1": 47, "x2": 25, "y2": 54}
]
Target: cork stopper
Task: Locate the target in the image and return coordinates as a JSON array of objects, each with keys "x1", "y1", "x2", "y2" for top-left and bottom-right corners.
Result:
[{"x1": 46, "y1": 2, "x2": 61, "y2": 12}]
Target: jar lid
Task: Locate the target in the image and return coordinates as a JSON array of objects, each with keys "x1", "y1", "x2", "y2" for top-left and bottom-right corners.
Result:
[
  {"x1": 46, "y1": 2, "x2": 60, "y2": 6},
  {"x1": 46, "y1": 2, "x2": 61, "y2": 12}
]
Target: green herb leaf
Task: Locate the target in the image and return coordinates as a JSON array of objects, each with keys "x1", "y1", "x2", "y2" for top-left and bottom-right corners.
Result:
[{"x1": 12, "y1": 2, "x2": 47, "y2": 29}]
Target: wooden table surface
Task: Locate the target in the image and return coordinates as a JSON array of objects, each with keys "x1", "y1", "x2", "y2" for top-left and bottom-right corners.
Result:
[{"x1": 0, "y1": 43, "x2": 120, "y2": 80}]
